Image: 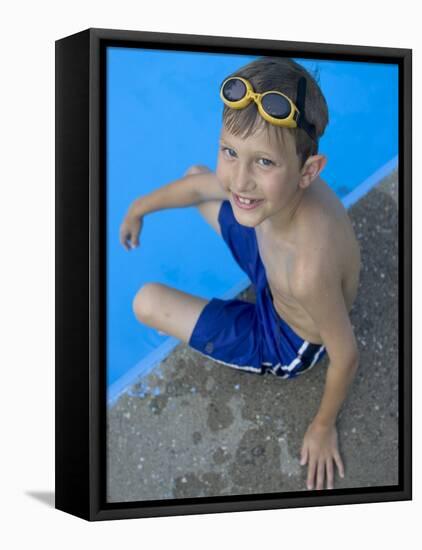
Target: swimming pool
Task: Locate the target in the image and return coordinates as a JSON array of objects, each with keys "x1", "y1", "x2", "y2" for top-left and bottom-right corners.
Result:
[{"x1": 107, "y1": 48, "x2": 398, "y2": 404}]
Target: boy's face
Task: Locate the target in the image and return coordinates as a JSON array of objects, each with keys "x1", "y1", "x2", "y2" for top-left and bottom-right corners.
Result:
[{"x1": 216, "y1": 125, "x2": 303, "y2": 230}]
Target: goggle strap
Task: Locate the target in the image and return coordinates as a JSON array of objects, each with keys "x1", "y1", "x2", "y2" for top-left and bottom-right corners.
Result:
[
  {"x1": 296, "y1": 77, "x2": 317, "y2": 142},
  {"x1": 296, "y1": 76, "x2": 307, "y2": 112}
]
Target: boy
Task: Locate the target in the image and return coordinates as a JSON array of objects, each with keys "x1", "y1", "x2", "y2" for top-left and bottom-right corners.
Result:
[{"x1": 119, "y1": 57, "x2": 361, "y2": 491}]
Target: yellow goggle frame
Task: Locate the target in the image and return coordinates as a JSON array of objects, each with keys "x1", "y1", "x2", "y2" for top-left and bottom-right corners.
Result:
[{"x1": 220, "y1": 76, "x2": 301, "y2": 129}]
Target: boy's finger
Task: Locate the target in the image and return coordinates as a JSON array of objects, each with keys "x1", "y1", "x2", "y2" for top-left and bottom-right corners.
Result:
[
  {"x1": 333, "y1": 451, "x2": 345, "y2": 478},
  {"x1": 130, "y1": 222, "x2": 141, "y2": 246},
  {"x1": 316, "y1": 459, "x2": 325, "y2": 490},
  {"x1": 307, "y1": 457, "x2": 317, "y2": 490},
  {"x1": 120, "y1": 235, "x2": 130, "y2": 250},
  {"x1": 119, "y1": 229, "x2": 130, "y2": 249},
  {"x1": 326, "y1": 458, "x2": 334, "y2": 489},
  {"x1": 119, "y1": 233, "x2": 127, "y2": 248},
  {"x1": 300, "y1": 445, "x2": 308, "y2": 465}
]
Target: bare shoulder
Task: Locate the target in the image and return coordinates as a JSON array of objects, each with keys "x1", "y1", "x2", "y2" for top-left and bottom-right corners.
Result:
[
  {"x1": 294, "y1": 178, "x2": 346, "y2": 255},
  {"x1": 290, "y1": 177, "x2": 360, "y2": 301},
  {"x1": 300, "y1": 177, "x2": 349, "y2": 230}
]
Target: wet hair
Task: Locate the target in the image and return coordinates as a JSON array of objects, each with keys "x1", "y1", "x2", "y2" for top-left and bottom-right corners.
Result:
[{"x1": 221, "y1": 57, "x2": 329, "y2": 168}]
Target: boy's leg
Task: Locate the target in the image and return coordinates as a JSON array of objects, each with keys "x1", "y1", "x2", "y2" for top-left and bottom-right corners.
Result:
[
  {"x1": 133, "y1": 282, "x2": 209, "y2": 343},
  {"x1": 184, "y1": 164, "x2": 222, "y2": 236}
]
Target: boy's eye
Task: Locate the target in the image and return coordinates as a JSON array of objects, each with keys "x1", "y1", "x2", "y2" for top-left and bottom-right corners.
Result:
[
  {"x1": 221, "y1": 146, "x2": 236, "y2": 158},
  {"x1": 220, "y1": 147, "x2": 274, "y2": 167},
  {"x1": 258, "y1": 157, "x2": 274, "y2": 167}
]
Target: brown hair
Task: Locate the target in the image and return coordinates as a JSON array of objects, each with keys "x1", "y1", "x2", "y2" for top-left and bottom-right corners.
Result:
[{"x1": 221, "y1": 57, "x2": 329, "y2": 168}]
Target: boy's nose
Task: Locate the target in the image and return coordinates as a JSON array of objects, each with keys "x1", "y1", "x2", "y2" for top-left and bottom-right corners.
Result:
[{"x1": 231, "y1": 163, "x2": 255, "y2": 194}]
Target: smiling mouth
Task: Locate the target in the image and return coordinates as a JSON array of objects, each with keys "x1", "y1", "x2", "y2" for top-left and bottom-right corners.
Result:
[{"x1": 232, "y1": 192, "x2": 264, "y2": 210}]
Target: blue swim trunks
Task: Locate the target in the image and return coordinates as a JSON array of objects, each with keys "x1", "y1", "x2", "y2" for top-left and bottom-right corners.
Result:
[{"x1": 188, "y1": 200, "x2": 327, "y2": 379}]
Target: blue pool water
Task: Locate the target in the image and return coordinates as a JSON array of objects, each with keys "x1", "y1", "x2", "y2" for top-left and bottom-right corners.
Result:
[{"x1": 107, "y1": 47, "x2": 398, "y2": 402}]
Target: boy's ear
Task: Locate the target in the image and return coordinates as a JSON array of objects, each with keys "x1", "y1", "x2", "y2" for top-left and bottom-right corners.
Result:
[{"x1": 298, "y1": 154, "x2": 327, "y2": 189}]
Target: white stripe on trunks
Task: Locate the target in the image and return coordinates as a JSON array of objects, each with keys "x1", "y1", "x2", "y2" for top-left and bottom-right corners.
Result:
[
  {"x1": 271, "y1": 341, "x2": 309, "y2": 375},
  {"x1": 190, "y1": 348, "x2": 262, "y2": 373},
  {"x1": 285, "y1": 341, "x2": 310, "y2": 372},
  {"x1": 309, "y1": 345, "x2": 325, "y2": 368},
  {"x1": 271, "y1": 341, "x2": 325, "y2": 377},
  {"x1": 289, "y1": 344, "x2": 326, "y2": 376},
  {"x1": 191, "y1": 342, "x2": 325, "y2": 377},
  {"x1": 262, "y1": 362, "x2": 289, "y2": 378}
]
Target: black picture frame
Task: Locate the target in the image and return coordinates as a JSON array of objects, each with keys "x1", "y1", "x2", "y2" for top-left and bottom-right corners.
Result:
[{"x1": 55, "y1": 27, "x2": 412, "y2": 521}]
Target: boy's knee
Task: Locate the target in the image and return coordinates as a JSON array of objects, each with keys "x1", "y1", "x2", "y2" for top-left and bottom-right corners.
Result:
[
  {"x1": 132, "y1": 283, "x2": 163, "y2": 324},
  {"x1": 184, "y1": 164, "x2": 211, "y2": 177}
]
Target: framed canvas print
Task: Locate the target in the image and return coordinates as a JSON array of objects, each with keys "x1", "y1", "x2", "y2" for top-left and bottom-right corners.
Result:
[{"x1": 55, "y1": 27, "x2": 412, "y2": 521}]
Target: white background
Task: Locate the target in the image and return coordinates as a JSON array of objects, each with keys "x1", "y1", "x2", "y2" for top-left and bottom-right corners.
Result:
[{"x1": 0, "y1": 0, "x2": 419, "y2": 547}]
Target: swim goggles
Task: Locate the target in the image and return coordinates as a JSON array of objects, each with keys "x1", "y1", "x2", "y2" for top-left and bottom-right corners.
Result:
[{"x1": 220, "y1": 76, "x2": 317, "y2": 142}]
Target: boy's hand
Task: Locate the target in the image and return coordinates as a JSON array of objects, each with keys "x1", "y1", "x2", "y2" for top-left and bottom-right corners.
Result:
[
  {"x1": 300, "y1": 421, "x2": 345, "y2": 490},
  {"x1": 119, "y1": 208, "x2": 144, "y2": 251}
]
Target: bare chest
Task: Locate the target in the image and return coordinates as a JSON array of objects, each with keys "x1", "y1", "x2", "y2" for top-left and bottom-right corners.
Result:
[
  {"x1": 256, "y1": 233, "x2": 319, "y2": 342},
  {"x1": 257, "y1": 237, "x2": 295, "y2": 298},
  {"x1": 255, "y1": 223, "x2": 360, "y2": 343},
  {"x1": 255, "y1": 234, "x2": 297, "y2": 304}
]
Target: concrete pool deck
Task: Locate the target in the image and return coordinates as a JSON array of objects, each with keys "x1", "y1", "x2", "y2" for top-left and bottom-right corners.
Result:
[{"x1": 107, "y1": 169, "x2": 399, "y2": 502}]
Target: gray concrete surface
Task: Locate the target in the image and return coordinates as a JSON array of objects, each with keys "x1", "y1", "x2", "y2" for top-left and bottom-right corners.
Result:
[{"x1": 107, "y1": 169, "x2": 399, "y2": 502}]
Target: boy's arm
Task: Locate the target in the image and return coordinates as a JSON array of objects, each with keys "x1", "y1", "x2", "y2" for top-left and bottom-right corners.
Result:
[
  {"x1": 120, "y1": 171, "x2": 228, "y2": 249},
  {"x1": 291, "y1": 258, "x2": 359, "y2": 490},
  {"x1": 129, "y1": 171, "x2": 228, "y2": 218}
]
